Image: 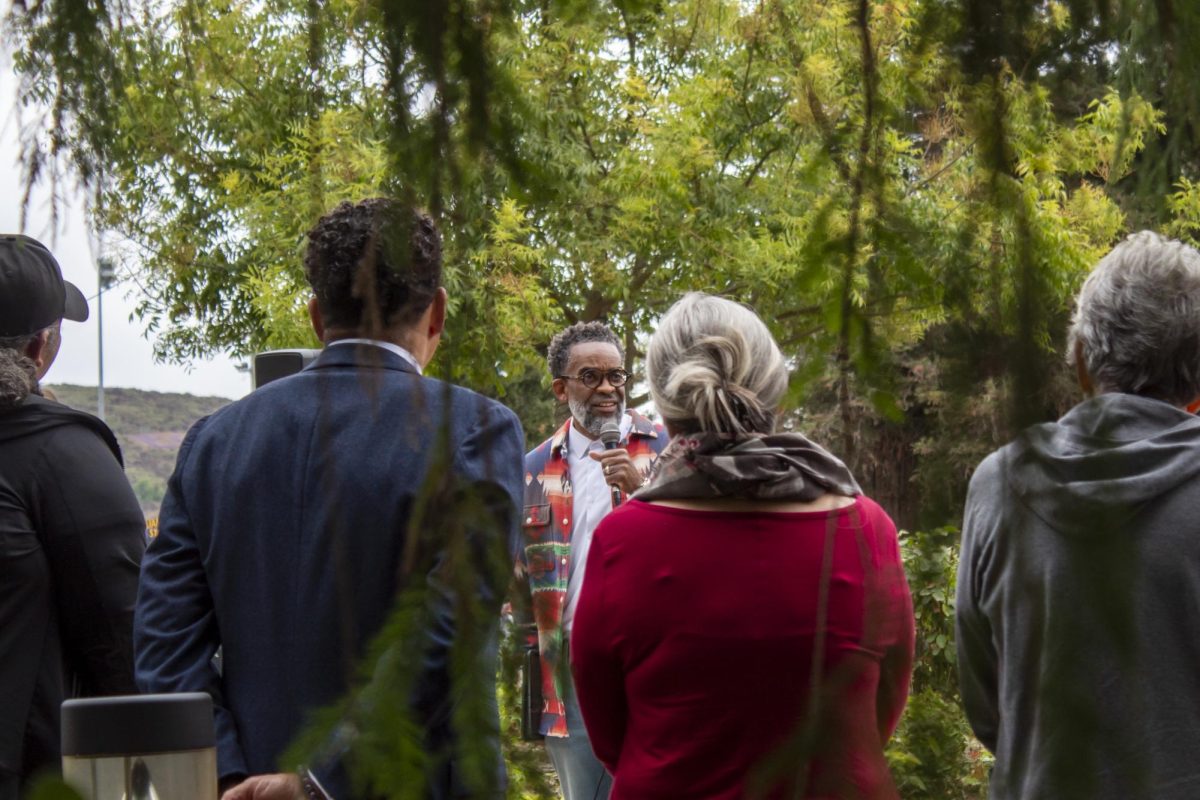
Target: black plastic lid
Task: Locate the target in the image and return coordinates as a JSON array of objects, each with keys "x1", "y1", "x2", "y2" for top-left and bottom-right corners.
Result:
[{"x1": 62, "y1": 693, "x2": 215, "y2": 756}]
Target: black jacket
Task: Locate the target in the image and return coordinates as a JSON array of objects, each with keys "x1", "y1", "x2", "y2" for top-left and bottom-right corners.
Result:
[{"x1": 0, "y1": 395, "x2": 145, "y2": 799}]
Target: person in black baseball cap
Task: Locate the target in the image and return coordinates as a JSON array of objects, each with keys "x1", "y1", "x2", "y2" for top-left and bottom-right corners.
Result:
[
  {"x1": 0, "y1": 234, "x2": 90, "y2": 336},
  {"x1": 0, "y1": 234, "x2": 90, "y2": 395},
  {"x1": 0, "y1": 234, "x2": 145, "y2": 800}
]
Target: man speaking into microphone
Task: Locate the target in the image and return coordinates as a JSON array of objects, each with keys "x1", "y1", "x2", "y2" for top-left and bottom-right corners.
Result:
[{"x1": 516, "y1": 321, "x2": 666, "y2": 800}]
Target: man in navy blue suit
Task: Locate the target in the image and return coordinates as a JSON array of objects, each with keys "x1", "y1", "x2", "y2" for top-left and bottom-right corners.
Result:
[{"x1": 134, "y1": 199, "x2": 524, "y2": 800}]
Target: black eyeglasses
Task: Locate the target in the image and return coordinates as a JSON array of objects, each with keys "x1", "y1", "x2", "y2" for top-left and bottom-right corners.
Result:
[{"x1": 557, "y1": 368, "x2": 629, "y2": 389}]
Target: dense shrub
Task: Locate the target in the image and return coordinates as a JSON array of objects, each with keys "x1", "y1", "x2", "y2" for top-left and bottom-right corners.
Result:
[{"x1": 887, "y1": 527, "x2": 991, "y2": 799}]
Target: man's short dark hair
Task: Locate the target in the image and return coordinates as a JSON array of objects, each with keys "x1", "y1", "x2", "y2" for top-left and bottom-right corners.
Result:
[
  {"x1": 546, "y1": 321, "x2": 624, "y2": 377},
  {"x1": 304, "y1": 198, "x2": 442, "y2": 332}
]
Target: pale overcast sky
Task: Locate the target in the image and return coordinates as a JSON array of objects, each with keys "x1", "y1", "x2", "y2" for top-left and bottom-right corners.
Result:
[{"x1": 2, "y1": 58, "x2": 251, "y2": 400}]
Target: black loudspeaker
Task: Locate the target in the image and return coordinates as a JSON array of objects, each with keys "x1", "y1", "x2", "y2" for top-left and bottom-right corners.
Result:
[
  {"x1": 252, "y1": 349, "x2": 321, "y2": 390},
  {"x1": 521, "y1": 643, "x2": 544, "y2": 741}
]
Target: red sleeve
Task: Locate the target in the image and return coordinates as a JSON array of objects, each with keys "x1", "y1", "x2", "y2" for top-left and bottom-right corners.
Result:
[
  {"x1": 569, "y1": 521, "x2": 627, "y2": 772},
  {"x1": 869, "y1": 503, "x2": 915, "y2": 741}
]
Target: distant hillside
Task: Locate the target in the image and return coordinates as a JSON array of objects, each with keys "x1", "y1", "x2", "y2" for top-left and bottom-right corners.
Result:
[{"x1": 46, "y1": 384, "x2": 233, "y2": 516}]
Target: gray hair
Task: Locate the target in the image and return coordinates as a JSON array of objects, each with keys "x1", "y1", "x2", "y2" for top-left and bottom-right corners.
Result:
[
  {"x1": 1067, "y1": 230, "x2": 1200, "y2": 406},
  {"x1": 0, "y1": 333, "x2": 37, "y2": 410},
  {"x1": 647, "y1": 293, "x2": 788, "y2": 435}
]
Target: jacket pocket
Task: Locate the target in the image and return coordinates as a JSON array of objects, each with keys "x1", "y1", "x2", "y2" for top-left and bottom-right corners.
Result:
[
  {"x1": 524, "y1": 542, "x2": 569, "y2": 593},
  {"x1": 521, "y1": 504, "x2": 566, "y2": 597},
  {"x1": 523, "y1": 503, "x2": 551, "y2": 528}
]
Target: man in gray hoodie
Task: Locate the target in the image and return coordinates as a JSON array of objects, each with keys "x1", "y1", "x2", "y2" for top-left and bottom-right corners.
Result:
[{"x1": 957, "y1": 231, "x2": 1200, "y2": 800}]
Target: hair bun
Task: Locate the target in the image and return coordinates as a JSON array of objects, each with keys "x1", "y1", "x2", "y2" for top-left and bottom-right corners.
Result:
[{"x1": 648, "y1": 293, "x2": 787, "y2": 436}]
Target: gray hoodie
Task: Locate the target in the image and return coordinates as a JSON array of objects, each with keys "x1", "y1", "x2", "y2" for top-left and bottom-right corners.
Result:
[{"x1": 957, "y1": 392, "x2": 1200, "y2": 800}]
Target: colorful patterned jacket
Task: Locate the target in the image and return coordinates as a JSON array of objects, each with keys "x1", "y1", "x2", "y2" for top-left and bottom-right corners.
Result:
[{"x1": 517, "y1": 410, "x2": 667, "y2": 737}]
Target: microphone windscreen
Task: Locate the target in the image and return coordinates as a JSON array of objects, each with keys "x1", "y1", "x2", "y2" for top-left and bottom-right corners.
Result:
[{"x1": 599, "y1": 421, "x2": 622, "y2": 450}]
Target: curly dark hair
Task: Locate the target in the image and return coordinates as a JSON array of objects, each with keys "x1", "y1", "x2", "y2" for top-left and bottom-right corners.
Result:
[
  {"x1": 304, "y1": 198, "x2": 442, "y2": 332},
  {"x1": 546, "y1": 321, "x2": 624, "y2": 377}
]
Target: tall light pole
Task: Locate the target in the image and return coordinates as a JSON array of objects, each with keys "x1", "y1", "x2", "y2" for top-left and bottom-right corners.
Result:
[{"x1": 97, "y1": 258, "x2": 116, "y2": 420}]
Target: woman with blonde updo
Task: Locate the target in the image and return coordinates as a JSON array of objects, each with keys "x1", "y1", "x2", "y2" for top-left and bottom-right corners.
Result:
[{"x1": 570, "y1": 293, "x2": 914, "y2": 799}]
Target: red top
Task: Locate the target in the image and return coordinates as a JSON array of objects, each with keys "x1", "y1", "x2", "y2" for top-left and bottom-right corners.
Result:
[{"x1": 570, "y1": 496, "x2": 914, "y2": 800}]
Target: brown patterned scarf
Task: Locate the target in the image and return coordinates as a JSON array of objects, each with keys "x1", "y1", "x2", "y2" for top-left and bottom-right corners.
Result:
[{"x1": 636, "y1": 431, "x2": 861, "y2": 502}]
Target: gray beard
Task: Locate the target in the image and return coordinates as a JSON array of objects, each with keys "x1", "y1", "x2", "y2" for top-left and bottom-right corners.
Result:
[{"x1": 569, "y1": 395, "x2": 626, "y2": 437}]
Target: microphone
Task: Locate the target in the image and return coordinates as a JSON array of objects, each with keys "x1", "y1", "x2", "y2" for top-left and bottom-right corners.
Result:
[{"x1": 599, "y1": 421, "x2": 623, "y2": 509}]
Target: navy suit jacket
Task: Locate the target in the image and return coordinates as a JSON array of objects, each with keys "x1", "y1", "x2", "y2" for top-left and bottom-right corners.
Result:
[{"x1": 134, "y1": 344, "x2": 523, "y2": 798}]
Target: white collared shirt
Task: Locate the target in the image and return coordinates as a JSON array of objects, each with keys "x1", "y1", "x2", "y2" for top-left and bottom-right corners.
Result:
[
  {"x1": 327, "y1": 338, "x2": 423, "y2": 374},
  {"x1": 561, "y1": 411, "x2": 634, "y2": 634}
]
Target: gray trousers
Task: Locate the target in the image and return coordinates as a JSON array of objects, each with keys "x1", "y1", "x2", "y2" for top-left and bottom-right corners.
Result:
[{"x1": 544, "y1": 678, "x2": 612, "y2": 800}]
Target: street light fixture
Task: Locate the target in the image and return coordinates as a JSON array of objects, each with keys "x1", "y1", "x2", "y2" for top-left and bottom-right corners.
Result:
[{"x1": 97, "y1": 257, "x2": 116, "y2": 421}]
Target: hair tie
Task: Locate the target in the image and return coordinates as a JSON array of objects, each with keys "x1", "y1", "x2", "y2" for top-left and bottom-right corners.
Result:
[{"x1": 720, "y1": 385, "x2": 754, "y2": 431}]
